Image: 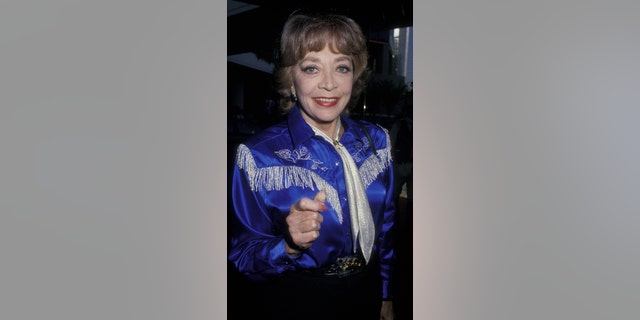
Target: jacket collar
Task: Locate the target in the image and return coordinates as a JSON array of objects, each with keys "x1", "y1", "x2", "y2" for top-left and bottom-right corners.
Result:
[{"x1": 287, "y1": 105, "x2": 314, "y2": 148}]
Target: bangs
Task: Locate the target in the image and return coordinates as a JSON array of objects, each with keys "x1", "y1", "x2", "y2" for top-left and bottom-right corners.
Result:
[
  {"x1": 280, "y1": 14, "x2": 367, "y2": 67},
  {"x1": 298, "y1": 26, "x2": 358, "y2": 58}
]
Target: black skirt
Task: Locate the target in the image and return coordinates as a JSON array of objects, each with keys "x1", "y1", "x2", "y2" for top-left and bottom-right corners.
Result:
[{"x1": 254, "y1": 256, "x2": 383, "y2": 320}]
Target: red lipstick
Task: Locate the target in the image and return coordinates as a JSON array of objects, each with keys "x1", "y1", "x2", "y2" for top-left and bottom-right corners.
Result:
[{"x1": 313, "y1": 97, "x2": 339, "y2": 107}]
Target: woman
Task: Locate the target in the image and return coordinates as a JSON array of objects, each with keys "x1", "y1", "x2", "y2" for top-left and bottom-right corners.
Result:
[{"x1": 228, "y1": 12, "x2": 396, "y2": 320}]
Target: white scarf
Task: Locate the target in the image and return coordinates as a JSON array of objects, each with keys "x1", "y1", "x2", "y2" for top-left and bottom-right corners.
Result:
[{"x1": 310, "y1": 119, "x2": 375, "y2": 263}]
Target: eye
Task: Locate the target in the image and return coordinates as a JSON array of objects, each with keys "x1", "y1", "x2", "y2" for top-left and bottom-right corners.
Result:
[
  {"x1": 301, "y1": 66, "x2": 318, "y2": 74},
  {"x1": 337, "y1": 65, "x2": 352, "y2": 73}
]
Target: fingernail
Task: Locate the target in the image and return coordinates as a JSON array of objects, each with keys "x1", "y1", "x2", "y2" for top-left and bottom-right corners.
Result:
[{"x1": 320, "y1": 204, "x2": 328, "y2": 211}]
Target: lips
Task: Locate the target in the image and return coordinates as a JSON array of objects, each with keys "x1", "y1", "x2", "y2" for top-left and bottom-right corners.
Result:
[{"x1": 313, "y1": 97, "x2": 339, "y2": 107}]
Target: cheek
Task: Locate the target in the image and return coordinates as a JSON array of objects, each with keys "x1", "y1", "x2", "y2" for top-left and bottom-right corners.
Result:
[
  {"x1": 293, "y1": 76, "x2": 312, "y2": 93},
  {"x1": 298, "y1": 81, "x2": 313, "y2": 92},
  {"x1": 339, "y1": 77, "x2": 354, "y2": 90}
]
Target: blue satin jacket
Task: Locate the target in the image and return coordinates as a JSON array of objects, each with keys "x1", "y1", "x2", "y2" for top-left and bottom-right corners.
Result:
[{"x1": 229, "y1": 106, "x2": 396, "y2": 299}]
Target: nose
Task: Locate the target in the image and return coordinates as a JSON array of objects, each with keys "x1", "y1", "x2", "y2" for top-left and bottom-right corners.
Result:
[{"x1": 319, "y1": 72, "x2": 338, "y2": 90}]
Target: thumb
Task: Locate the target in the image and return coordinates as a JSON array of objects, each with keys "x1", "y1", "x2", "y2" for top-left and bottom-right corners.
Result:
[
  {"x1": 314, "y1": 190, "x2": 327, "y2": 203},
  {"x1": 314, "y1": 190, "x2": 328, "y2": 211}
]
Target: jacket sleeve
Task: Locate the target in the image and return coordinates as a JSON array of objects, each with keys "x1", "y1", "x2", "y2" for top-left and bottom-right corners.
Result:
[
  {"x1": 227, "y1": 145, "x2": 300, "y2": 281},
  {"x1": 374, "y1": 126, "x2": 397, "y2": 301}
]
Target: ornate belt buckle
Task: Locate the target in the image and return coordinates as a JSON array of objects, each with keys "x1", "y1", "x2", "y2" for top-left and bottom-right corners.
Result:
[{"x1": 335, "y1": 255, "x2": 364, "y2": 278}]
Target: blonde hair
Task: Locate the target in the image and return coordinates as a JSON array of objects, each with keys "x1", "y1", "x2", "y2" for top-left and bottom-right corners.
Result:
[{"x1": 274, "y1": 12, "x2": 369, "y2": 113}]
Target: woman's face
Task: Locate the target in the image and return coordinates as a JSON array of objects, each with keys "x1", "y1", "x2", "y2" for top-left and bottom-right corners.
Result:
[{"x1": 292, "y1": 46, "x2": 354, "y2": 131}]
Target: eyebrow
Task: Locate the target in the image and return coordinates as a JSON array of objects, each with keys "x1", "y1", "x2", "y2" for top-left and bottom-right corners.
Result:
[{"x1": 300, "y1": 55, "x2": 351, "y2": 64}]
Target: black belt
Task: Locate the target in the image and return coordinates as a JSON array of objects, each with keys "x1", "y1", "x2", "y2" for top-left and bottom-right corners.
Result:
[{"x1": 304, "y1": 255, "x2": 366, "y2": 278}]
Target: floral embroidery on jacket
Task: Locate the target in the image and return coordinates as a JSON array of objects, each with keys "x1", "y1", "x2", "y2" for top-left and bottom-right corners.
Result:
[
  {"x1": 350, "y1": 138, "x2": 370, "y2": 163},
  {"x1": 274, "y1": 146, "x2": 328, "y2": 171}
]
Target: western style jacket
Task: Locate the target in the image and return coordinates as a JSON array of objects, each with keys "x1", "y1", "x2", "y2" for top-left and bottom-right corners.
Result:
[{"x1": 228, "y1": 105, "x2": 396, "y2": 299}]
